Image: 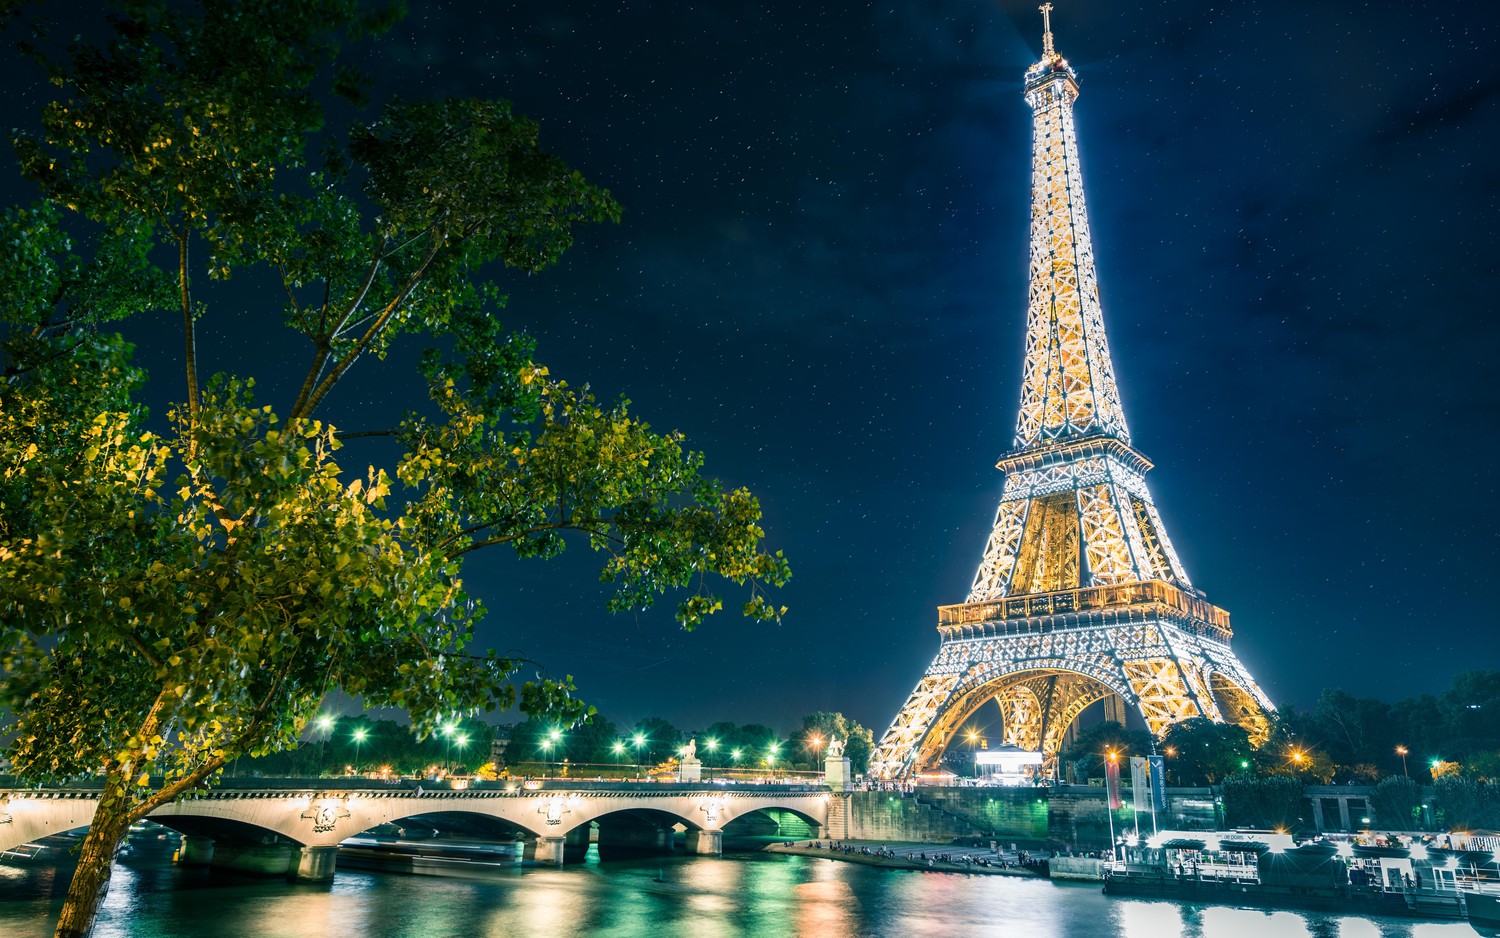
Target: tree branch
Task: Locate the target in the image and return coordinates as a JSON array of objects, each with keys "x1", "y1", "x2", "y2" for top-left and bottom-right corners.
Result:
[{"x1": 179, "y1": 232, "x2": 200, "y2": 418}]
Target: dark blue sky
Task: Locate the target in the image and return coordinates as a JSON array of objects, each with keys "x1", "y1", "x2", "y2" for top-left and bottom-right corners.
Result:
[{"x1": 10, "y1": 1, "x2": 1499, "y2": 734}]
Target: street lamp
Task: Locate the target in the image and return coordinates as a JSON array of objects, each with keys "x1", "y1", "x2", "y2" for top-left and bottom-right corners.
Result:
[
  {"x1": 632, "y1": 733, "x2": 646, "y2": 773},
  {"x1": 767, "y1": 742, "x2": 780, "y2": 780},
  {"x1": 454, "y1": 734, "x2": 469, "y2": 774},
  {"x1": 441, "y1": 722, "x2": 457, "y2": 774},
  {"x1": 352, "y1": 728, "x2": 368, "y2": 776},
  {"x1": 731, "y1": 748, "x2": 742, "y2": 778},
  {"x1": 706, "y1": 738, "x2": 719, "y2": 781},
  {"x1": 1396, "y1": 745, "x2": 1409, "y2": 778},
  {"x1": 315, "y1": 715, "x2": 335, "y2": 776}
]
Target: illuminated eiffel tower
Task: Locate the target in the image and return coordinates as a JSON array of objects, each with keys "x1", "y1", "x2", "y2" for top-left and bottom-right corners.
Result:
[{"x1": 869, "y1": 6, "x2": 1275, "y2": 780}]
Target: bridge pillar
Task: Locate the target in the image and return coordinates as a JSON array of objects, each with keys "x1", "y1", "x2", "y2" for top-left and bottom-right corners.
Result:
[
  {"x1": 177, "y1": 835, "x2": 215, "y2": 867},
  {"x1": 526, "y1": 835, "x2": 567, "y2": 866},
  {"x1": 685, "y1": 829, "x2": 722, "y2": 856},
  {"x1": 564, "y1": 824, "x2": 592, "y2": 863},
  {"x1": 290, "y1": 845, "x2": 339, "y2": 882}
]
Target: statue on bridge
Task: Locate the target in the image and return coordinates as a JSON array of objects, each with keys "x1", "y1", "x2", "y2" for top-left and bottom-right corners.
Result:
[
  {"x1": 682, "y1": 738, "x2": 697, "y2": 761},
  {"x1": 827, "y1": 735, "x2": 846, "y2": 758}
]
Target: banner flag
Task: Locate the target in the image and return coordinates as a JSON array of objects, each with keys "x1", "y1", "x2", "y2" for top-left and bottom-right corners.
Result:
[
  {"x1": 1105, "y1": 757, "x2": 1122, "y2": 809},
  {"x1": 1149, "y1": 755, "x2": 1167, "y2": 811},
  {"x1": 1130, "y1": 756, "x2": 1150, "y2": 813}
]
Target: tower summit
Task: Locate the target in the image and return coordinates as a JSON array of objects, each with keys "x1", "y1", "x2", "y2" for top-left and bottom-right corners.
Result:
[{"x1": 869, "y1": 8, "x2": 1275, "y2": 780}]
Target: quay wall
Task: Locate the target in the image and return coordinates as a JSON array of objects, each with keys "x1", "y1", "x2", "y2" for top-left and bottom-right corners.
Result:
[{"x1": 833, "y1": 787, "x2": 1218, "y2": 849}]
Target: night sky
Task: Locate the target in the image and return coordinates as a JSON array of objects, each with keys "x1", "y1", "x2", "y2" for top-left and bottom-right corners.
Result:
[{"x1": 7, "y1": 2, "x2": 1499, "y2": 734}]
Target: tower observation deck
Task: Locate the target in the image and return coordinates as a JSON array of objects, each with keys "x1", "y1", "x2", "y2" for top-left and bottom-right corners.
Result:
[{"x1": 869, "y1": 6, "x2": 1275, "y2": 780}]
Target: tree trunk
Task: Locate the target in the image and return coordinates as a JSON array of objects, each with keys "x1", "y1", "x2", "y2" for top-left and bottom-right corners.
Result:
[{"x1": 54, "y1": 769, "x2": 135, "y2": 938}]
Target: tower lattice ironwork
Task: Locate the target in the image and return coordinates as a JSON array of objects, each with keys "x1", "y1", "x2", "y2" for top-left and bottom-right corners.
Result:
[{"x1": 869, "y1": 7, "x2": 1275, "y2": 780}]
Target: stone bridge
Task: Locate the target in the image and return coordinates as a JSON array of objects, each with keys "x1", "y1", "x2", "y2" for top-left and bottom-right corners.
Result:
[{"x1": 0, "y1": 782, "x2": 833, "y2": 880}]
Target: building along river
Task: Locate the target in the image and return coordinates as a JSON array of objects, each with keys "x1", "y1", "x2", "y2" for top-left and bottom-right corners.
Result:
[{"x1": 0, "y1": 839, "x2": 1484, "y2": 938}]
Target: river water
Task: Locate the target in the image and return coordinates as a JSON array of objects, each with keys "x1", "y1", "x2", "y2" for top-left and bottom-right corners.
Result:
[{"x1": 0, "y1": 848, "x2": 1482, "y2": 938}]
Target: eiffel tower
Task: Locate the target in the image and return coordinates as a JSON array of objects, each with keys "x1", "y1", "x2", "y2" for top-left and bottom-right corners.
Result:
[{"x1": 869, "y1": 6, "x2": 1275, "y2": 780}]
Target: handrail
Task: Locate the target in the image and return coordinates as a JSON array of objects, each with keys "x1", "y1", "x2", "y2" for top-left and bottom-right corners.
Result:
[{"x1": 938, "y1": 580, "x2": 1232, "y2": 635}]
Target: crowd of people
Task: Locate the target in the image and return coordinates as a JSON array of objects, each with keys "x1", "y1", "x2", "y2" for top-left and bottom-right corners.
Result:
[{"x1": 792, "y1": 840, "x2": 1047, "y2": 872}]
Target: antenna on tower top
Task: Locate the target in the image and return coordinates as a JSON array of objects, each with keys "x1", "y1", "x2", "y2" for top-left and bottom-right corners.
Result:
[{"x1": 1039, "y1": 3, "x2": 1056, "y2": 58}]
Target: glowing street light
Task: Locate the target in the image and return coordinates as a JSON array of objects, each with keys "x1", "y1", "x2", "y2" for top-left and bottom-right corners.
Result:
[
  {"x1": 1396, "y1": 745, "x2": 1409, "y2": 778},
  {"x1": 632, "y1": 733, "x2": 646, "y2": 770},
  {"x1": 315, "y1": 715, "x2": 336, "y2": 776},
  {"x1": 454, "y1": 734, "x2": 469, "y2": 774},
  {"x1": 352, "y1": 728, "x2": 368, "y2": 775},
  {"x1": 441, "y1": 722, "x2": 458, "y2": 773},
  {"x1": 705, "y1": 738, "x2": 719, "y2": 780}
]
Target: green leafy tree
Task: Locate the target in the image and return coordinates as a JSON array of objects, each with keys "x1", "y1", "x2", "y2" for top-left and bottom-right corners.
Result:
[
  {"x1": 1159, "y1": 719, "x2": 1254, "y2": 786},
  {"x1": 0, "y1": 3, "x2": 787, "y2": 935},
  {"x1": 1060, "y1": 720, "x2": 1154, "y2": 783},
  {"x1": 700, "y1": 721, "x2": 741, "y2": 767},
  {"x1": 1434, "y1": 775, "x2": 1500, "y2": 831},
  {"x1": 1370, "y1": 776, "x2": 1424, "y2": 831},
  {"x1": 1221, "y1": 773, "x2": 1305, "y2": 831},
  {"x1": 627, "y1": 717, "x2": 682, "y2": 765},
  {"x1": 793, "y1": 711, "x2": 874, "y2": 773}
]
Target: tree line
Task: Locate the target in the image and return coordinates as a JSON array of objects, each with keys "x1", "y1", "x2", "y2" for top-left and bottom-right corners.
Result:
[
  {"x1": 502, "y1": 709, "x2": 876, "y2": 774},
  {"x1": 239, "y1": 709, "x2": 876, "y2": 778},
  {"x1": 1050, "y1": 670, "x2": 1499, "y2": 789}
]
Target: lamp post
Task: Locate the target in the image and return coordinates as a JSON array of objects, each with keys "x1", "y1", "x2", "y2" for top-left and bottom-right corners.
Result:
[
  {"x1": 612, "y1": 740, "x2": 626, "y2": 776},
  {"x1": 1106, "y1": 751, "x2": 1119, "y2": 861},
  {"x1": 441, "y1": 722, "x2": 457, "y2": 775},
  {"x1": 767, "y1": 742, "x2": 780, "y2": 782},
  {"x1": 352, "y1": 728, "x2": 368, "y2": 776},
  {"x1": 315, "y1": 715, "x2": 335, "y2": 777},
  {"x1": 632, "y1": 733, "x2": 646, "y2": 775},
  {"x1": 454, "y1": 734, "x2": 469, "y2": 774},
  {"x1": 706, "y1": 738, "x2": 719, "y2": 781},
  {"x1": 1396, "y1": 745, "x2": 1409, "y2": 778},
  {"x1": 731, "y1": 748, "x2": 742, "y2": 779}
]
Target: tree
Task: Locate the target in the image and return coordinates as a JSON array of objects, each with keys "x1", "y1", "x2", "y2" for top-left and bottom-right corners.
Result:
[
  {"x1": 1159, "y1": 719, "x2": 1253, "y2": 786},
  {"x1": 0, "y1": 3, "x2": 787, "y2": 935},
  {"x1": 627, "y1": 717, "x2": 683, "y2": 766},
  {"x1": 1370, "y1": 776, "x2": 1424, "y2": 831},
  {"x1": 792, "y1": 712, "x2": 874, "y2": 773},
  {"x1": 1221, "y1": 773, "x2": 1304, "y2": 831},
  {"x1": 1060, "y1": 721, "x2": 1153, "y2": 784}
]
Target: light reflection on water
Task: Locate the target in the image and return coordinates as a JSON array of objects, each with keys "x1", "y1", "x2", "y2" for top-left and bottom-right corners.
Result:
[{"x1": 0, "y1": 852, "x2": 1482, "y2": 938}]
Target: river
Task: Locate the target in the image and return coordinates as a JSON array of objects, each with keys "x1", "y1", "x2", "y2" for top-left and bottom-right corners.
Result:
[{"x1": 0, "y1": 847, "x2": 1482, "y2": 938}]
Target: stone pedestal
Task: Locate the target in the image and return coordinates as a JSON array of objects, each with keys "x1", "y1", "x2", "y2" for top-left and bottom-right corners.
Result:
[
  {"x1": 825, "y1": 755, "x2": 852, "y2": 791},
  {"x1": 679, "y1": 758, "x2": 703, "y2": 782},
  {"x1": 290, "y1": 845, "x2": 339, "y2": 882},
  {"x1": 526, "y1": 835, "x2": 567, "y2": 865},
  {"x1": 177, "y1": 835, "x2": 215, "y2": 867},
  {"x1": 685, "y1": 828, "x2": 723, "y2": 856}
]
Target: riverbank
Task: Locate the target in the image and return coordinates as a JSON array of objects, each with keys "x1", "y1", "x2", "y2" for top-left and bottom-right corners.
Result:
[{"x1": 763, "y1": 839, "x2": 1043, "y2": 877}]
